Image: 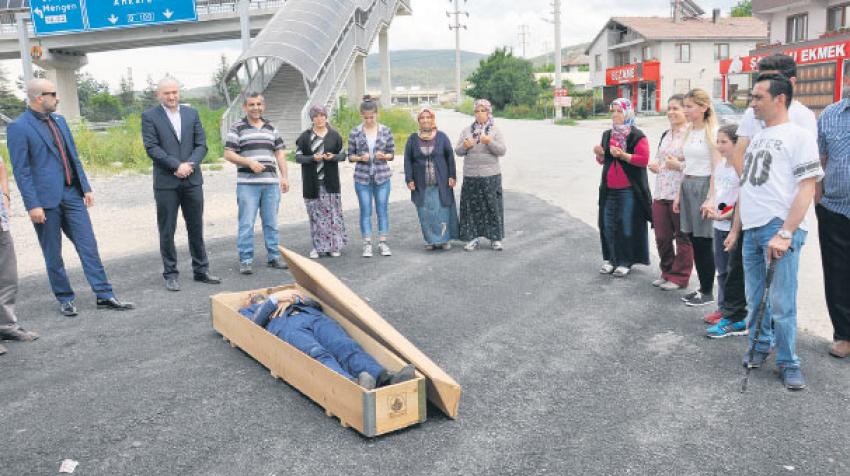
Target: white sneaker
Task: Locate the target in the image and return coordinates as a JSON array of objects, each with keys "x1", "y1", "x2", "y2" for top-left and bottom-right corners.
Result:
[
  {"x1": 491, "y1": 240, "x2": 503, "y2": 251},
  {"x1": 309, "y1": 249, "x2": 319, "y2": 259},
  {"x1": 441, "y1": 243, "x2": 452, "y2": 250},
  {"x1": 330, "y1": 251, "x2": 341, "y2": 257},
  {"x1": 362, "y1": 242, "x2": 373, "y2": 258},
  {"x1": 613, "y1": 266, "x2": 631, "y2": 277},
  {"x1": 599, "y1": 261, "x2": 614, "y2": 274},
  {"x1": 660, "y1": 281, "x2": 681, "y2": 291},
  {"x1": 652, "y1": 278, "x2": 667, "y2": 287},
  {"x1": 464, "y1": 239, "x2": 480, "y2": 251},
  {"x1": 378, "y1": 241, "x2": 392, "y2": 256},
  {"x1": 424, "y1": 244, "x2": 435, "y2": 251}
]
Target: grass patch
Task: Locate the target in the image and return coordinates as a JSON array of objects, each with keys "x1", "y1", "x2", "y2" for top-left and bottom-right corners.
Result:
[{"x1": 554, "y1": 118, "x2": 578, "y2": 126}]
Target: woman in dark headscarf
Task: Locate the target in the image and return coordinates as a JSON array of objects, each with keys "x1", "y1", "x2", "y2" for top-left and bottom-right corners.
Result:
[
  {"x1": 294, "y1": 105, "x2": 348, "y2": 258},
  {"x1": 455, "y1": 98, "x2": 508, "y2": 251},
  {"x1": 403, "y1": 107, "x2": 459, "y2": 250},
  {"x1": 592, "y1": 98, "x2": 652, "y2": 277}
]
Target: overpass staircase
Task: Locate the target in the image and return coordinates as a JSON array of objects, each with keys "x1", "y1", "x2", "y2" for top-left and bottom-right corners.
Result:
[{"x1": 222, "y1": 0, "x2": 410, "y2": 145}]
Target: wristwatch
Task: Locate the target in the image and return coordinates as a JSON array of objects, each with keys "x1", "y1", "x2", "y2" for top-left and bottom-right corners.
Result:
[{"x1": 776, "y1": 229, "x2": 792, "y2": 240}]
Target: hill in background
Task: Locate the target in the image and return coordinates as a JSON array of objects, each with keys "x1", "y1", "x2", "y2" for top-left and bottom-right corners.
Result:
[
  {"x1": 365, "y1": 49, "x2": 486, "y2": 91},
  {"x1": 528, "y1": 43, "x2": 591, "y2": 68}
]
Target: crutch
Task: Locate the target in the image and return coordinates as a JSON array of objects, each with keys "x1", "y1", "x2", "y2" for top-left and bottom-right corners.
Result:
[{"x1": 741, "y1": 259, "x2": 778, "y2": 393}]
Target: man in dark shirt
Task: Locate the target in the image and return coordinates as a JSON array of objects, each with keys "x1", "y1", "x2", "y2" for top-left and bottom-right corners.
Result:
[{"x1": 7, "y1": 79, "x2": 134, "y2": 317}]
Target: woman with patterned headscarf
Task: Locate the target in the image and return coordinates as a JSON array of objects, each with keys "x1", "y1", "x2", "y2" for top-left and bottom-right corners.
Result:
[
  {"x1": 403, "y1": 107, "x2": 459, "y2": 250},
  {"x1": 592, "y1": 97, "x2": 652, "y2": 277},
  {"x1": 294, "y1": 105, "x2": 348, "y2": 259},
  {"x1": 455, "y1": 98, "x2": 508, "y2": 251}
]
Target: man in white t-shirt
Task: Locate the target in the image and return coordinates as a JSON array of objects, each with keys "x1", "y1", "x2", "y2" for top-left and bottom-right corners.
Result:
[{"x1": 736, "y1": 74, "x2": 823, "y2": 390}]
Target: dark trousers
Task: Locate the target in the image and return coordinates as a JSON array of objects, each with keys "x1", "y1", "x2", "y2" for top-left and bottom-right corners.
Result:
[
  {"x1": 721, "y1": 232, "x2": 747, "y2": 323},
  {"x1": 33, "y1": 186, "x2": 113, "y2": 303},
  {"x1": 817, "y1": 204, "x2": 850, "y2": 341},
  {"x1": 689, "y1": 234, "x2": 715, "y2": 295},
  {"x1": 652, "y1": 199, "x2": 693, "y2": 286},
  {"x1": 154, "y1": 183, "x2": 209, "y2": 279}
]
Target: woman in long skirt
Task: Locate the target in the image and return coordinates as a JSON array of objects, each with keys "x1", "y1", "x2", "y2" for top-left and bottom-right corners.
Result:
[
  {"x1": 403, "y1": 107, "x2": 459, "y2": 250},
  {"x1": 455, "y1": 98, "x2": 507, "y2": 251},
  {"x1": 592, "y1": 97, "x2": 653, "y2": 277},
  {"x1": 295, "y1": 105, "x2": 348, "y2": 258}
]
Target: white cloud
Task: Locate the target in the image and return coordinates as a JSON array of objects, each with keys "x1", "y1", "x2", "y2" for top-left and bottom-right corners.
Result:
[{"x1": 2, "y1": 0, "x2": 742, "y2": 91}]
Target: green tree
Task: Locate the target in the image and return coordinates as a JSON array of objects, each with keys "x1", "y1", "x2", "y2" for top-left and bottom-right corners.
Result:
[
  {"x1": 465, "y1": 48, "x2": 540, "y2": 110},
  {"x1": 77, "y1": 72, "x2": 109, "y2": 118},
  {"x1": 118, "y1": 69, "x2": 136, "y2": 111},
  {"x1": 0, "y1": 65, "x2": 25, "y2": 118},
  {"x1": 731, "y1": 0, "x2": 752, "y2": 17},
  {"x1": 86, "y1": 92, "x2": 123, "y2": 122},
  {"x1": 139, "y1": 75, "x2": 160, "y2": 110},
  {"x1": 210, "y1": 54, "x2": 240, "y2": 109}
]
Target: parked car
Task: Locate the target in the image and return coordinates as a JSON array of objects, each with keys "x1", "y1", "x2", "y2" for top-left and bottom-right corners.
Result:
[{"x1": 713, "y1": 99, "x2": 744, "y2": 126}]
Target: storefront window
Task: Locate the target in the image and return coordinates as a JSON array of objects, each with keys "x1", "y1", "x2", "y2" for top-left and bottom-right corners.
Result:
[
  {"x1": 675, "y1": 43, "x2": 690, "y2": 63},
  {"x1": 616, "y1": 51, "x2": 630, "y2": 66},
  {"x1": 794, "y1": 62, "x2": 837, "y2": 114},
  {"x1": 786, "y1": 14, "x2": 808, "y2": 43},
  {"x1": 827, "y1": 4, "x2": 850, "y2": 32}
]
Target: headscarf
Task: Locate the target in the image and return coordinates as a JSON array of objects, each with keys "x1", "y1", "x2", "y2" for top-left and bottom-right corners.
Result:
[
  {"x1": 308, "y1": 104, "x2": 329, "y2": 120},
  {"x1": 610, "y1": 97, "x2": 634, "y2": 148},
  {"x1": 417, "y1": 106, "x2": 437, "y2": 140},
  {"x1": 471, "y1": 98, "x2": 494, "y2": 141}
]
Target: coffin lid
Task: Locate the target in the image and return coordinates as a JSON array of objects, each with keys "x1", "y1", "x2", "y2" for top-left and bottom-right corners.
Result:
[{"x1": 280, "y1": 247, "x2": 461, "y2": 419}]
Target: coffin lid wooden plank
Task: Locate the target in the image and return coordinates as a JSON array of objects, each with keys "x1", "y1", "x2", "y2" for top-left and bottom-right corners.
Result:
[{"x1": 280, "y1": 247, "x2": 461, "y2": 419}]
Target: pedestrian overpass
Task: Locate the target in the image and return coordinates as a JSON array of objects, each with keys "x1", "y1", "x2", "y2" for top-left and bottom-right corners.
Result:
[
  {"x1": 0, "y1": 0, "x2": 410, "y2": 134},
  {"x1": 221, "y1": 0, "x2": 411, "y2": 144}
]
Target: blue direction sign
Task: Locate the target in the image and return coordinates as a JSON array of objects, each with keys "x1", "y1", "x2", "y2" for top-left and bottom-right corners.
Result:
[
  {"x1": 30, "y1": 1, "x2": 87, "y2": 35},
  {"x1": 87, "y1": 0, "x2": 198, "y2": 31},
  {"x1": 30, "y1": 0, "x2": 198, "y2": 36}
]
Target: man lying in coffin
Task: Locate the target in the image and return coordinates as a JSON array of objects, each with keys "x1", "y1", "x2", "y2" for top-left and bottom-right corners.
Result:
[{"x1": 239, "y1": 288, "x2": 416, "y2": 390}]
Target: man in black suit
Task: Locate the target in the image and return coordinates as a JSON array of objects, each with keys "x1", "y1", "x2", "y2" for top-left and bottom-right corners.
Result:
[{"x1": 141, "y1": 77, "x2": 220, "y2": 291}]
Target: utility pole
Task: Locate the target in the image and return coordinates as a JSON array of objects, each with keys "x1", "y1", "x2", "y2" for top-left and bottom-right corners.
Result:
[
  {"x1": 448, "y1": 0, "x2": 468, "y2": 105},
  {"x1": 16, "y1": 12, "x2": 32, "y2": 84},
  {"x1": 553, "y1": 0, "x2": 563, "y2": 119},
  {"x1": 518, "y1": 24, "x2": 530, "y2": 58},
  {"x1": 239, "y1": 0, "x2": 251, "y2": 53}
]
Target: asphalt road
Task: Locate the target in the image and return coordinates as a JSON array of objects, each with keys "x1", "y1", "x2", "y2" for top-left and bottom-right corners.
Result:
[{"x1": 2, "y1": 192, "x2": 850, "y2": 475}]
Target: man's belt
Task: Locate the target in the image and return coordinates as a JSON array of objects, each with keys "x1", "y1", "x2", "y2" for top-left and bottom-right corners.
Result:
[{"x1": 237, "y1": 165, "x2": 277, "y2": 174}]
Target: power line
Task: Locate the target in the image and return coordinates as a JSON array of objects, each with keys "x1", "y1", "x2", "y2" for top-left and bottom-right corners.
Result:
[{"x1": 518, "y1": 24, "x2": 530, "y2": 58}]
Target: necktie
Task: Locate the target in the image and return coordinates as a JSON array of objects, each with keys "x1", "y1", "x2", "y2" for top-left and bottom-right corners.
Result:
[{"x1": 45, "y1": 117, "x2": 72, "y2": 186}]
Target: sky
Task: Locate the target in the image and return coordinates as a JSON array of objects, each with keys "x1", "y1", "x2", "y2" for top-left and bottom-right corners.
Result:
[{"x1": 2, "y1": 0, "x2": 743, "y2": 91}]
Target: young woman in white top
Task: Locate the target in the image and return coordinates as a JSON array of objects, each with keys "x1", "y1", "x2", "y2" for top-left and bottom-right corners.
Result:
[{"x1": 673, "y1": 88, "x2": 721, "y2": 307}]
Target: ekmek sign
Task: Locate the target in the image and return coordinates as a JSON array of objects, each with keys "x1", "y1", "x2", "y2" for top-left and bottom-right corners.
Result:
[{"x1": 31, "y1": 0, "x2": 198, "y2": 36}]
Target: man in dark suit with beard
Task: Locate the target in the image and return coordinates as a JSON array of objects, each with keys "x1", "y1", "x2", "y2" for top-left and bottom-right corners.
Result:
[{"x1": 141, "y1": 77, "x2": 220, "y2": 291}]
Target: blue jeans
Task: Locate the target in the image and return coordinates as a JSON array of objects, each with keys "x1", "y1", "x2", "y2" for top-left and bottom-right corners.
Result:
[
  {"x1": 265, "y1": 306, "x2": 385, "y2": 380},
  {"x1": 743, "y1": 218, "x2": 807, "y2": 369},
  {"x1": 237, "y1": 184, "x2": 281, "y2": 264},
  {"x1": 713, "y1": 228, "x2": 730, "y2": 309},
  {"x1": 602, "y1": 188, "x2": 635, "y2": 267},
  {"x1": 354, "y1": 178, "x2": 391, "y2": 239}
]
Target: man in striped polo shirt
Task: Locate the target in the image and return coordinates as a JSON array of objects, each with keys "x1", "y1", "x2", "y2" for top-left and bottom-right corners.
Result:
[
  {"x1": 224, "y1": 93, "x2": 290, "y2": 274},
  {"x1": 816, "y1": 70, "x2": 850, "y2": 359}
]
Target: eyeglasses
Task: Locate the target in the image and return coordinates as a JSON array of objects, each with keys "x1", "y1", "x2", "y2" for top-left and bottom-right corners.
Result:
[{"x1": 40, "y1": 92, "x2": 57, "y2": 97}]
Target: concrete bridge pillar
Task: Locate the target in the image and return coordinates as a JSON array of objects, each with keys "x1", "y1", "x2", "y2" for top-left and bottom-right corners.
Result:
[
  {"x1": 346, "y1": 54, "x2": 366, "y2": 107},
  {"x1": 379, "y1": 26, "x2": 392, "y2": 108},
  {"x1": 34, "y1": 50, "x2": 87, "y2": 121}
]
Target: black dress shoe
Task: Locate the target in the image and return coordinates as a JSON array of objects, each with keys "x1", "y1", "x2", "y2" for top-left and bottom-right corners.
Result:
[
  {"x1": 0, "y1": 326, "x2": 39, "y2": 341},
  {"x1": 96, "y1": 297, "x2": 135, "y2": 311},
  {"x1": 193, "y1": 273, "x2": 221, "y2": 284},
  {"x1": 165, "y1": 278, "x2": 181, "y2": 292},
  {"x1": 59, "y1": 301, "x2": 78, "y2": 317}
]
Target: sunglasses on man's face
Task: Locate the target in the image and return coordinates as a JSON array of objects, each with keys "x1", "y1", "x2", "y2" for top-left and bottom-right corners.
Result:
[{"x1": 41, "y1": 92, "x2": 57, "y2": 97}]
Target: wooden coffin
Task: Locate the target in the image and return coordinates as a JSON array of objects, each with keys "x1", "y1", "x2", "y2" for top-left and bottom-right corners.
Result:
[
  {"x1": 279, "y1": 247, "x2": 462, "y2": 419},
  {"x1": 211, "y1": 283, "x2": 427, "y2": 437}
]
